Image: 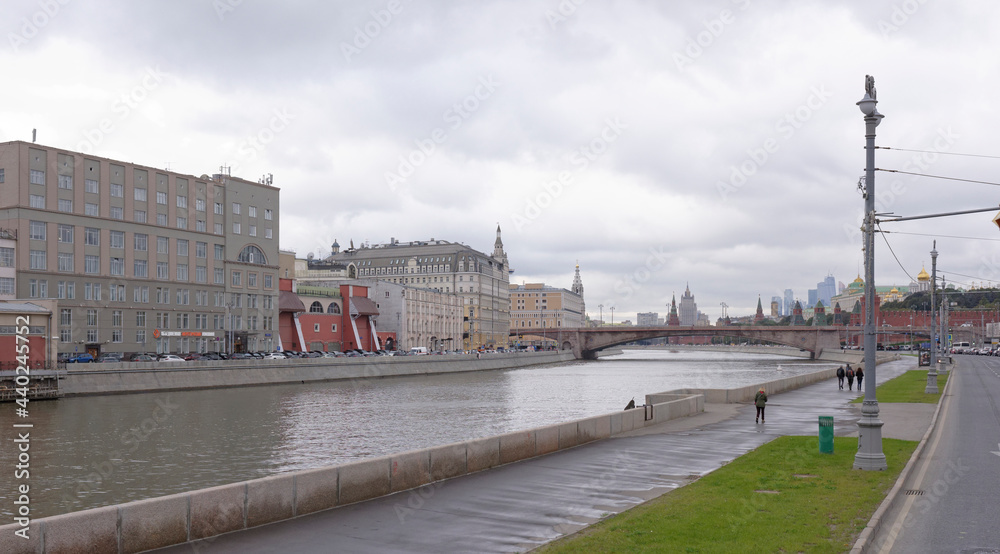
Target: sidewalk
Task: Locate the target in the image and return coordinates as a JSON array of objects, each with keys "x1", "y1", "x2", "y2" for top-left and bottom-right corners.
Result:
[{"x1": 157, "y1": 358, "x2": 921, "y2": 553}]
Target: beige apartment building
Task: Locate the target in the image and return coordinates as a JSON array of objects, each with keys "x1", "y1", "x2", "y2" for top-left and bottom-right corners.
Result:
[
  {"x1": 509, "y1": 265, "x2": 586, "y2": 347},
  {"x1": 0, "y1": 141, "x2": 280, "y2": 357}
]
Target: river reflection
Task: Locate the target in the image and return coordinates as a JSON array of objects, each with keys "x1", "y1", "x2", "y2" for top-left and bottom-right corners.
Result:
[{"x1": 0, "y1": 349, "x2": 833, "y2": 518}]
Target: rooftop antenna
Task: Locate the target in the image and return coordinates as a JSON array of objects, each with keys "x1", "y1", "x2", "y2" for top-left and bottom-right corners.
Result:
[{"x1": 32, "y1": 129, "x2": 36, "y2": 143}]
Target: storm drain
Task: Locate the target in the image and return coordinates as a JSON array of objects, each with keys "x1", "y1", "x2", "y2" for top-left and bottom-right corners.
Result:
[{"x1": 903, "y1": 489, "x2": 924, "y2": 495}]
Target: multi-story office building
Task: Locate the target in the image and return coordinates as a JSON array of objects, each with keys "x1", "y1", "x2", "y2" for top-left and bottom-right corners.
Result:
[
  {"x1": 0, "y1": 141, "x2": 279, "y2": 357},
  {"x1": 783, "y1": 289, "x2": 794, "y2": 317},
  {"x1": 509, "y1": 276, "x2": 585, "y2": 346},
  {"x1": 636, "y1": 312, "x2": 660, "y2": 326},
  {"x1": 316, "y1": 227, "x2": 510, "y2": 349}
]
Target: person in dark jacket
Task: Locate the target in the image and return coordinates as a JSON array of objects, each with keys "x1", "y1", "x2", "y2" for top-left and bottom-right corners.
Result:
[
  {"x1": 755, "y1": 387, "x2": 767, "y2": 424},
  {"x1": 855, "y1": 366, "x2": 864, "y2": 391},
  {"x1": 837, "y1": 365, "x2": 846, "y2": 389},
  {"x1": 846, "y1": 365, "x2": 855, "y2": 390}
]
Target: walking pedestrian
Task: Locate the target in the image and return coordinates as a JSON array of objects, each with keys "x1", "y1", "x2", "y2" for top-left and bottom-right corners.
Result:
[
  {"x1": 855, "y1": 365, "x2": 864, "y2": 391},
  {"x1": 836, "y1": 365, "x2": 845, "y2": 390},
  {"x1": 754, "y1": 387, "x2": 767, "y2": 424},
  {"x1": 846, "y1": 365, "x2": 855, "y2": 390}
]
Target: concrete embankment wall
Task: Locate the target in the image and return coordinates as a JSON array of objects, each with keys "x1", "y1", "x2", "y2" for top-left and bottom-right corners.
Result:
[
  {"x1": 624, "y1": 345, "x2": 813, "y2": 358},
  {"x1": 0, "y1": 388, "x2": 704, "y2": 553},
  {"x1": 57, "y1": 351, "x2": 577, "y2": 397}
]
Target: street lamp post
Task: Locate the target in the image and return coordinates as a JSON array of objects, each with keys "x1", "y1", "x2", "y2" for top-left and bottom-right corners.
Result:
[
  {"x1": 610, "y1": 306, "x2": 615, "y2": 326},
  {"x1": 598, "y1": 304, "x2": 603, "y2": 327},
  {"x1": 854, "y1": 75, "x2": 888, "y2": 471},
  {"x1": 926, "y1": 243, "x2": 939, "y2": 393}
]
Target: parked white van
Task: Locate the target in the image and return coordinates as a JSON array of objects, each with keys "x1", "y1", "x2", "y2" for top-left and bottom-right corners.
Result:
[{"x1": 409, "y1": 347, "x2": 429, "y2": 355}]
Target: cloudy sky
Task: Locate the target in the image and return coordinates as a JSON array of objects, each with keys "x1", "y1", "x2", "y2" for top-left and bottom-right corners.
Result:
[{"x1": 4, "y1": 0, "x2": 1000, "y2": 320}]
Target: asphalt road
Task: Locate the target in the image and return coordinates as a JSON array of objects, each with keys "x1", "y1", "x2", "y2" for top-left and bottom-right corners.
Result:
[{"x1": 874, "y1": 355, "x2": 1000, "y2": 553}]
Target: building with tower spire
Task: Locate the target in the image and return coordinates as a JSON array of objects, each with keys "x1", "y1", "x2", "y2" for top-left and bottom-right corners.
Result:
[
  {"x1": 754, "y1": 296, "x2": 764, "y2": 323},
  {"x1": 679, "y1": 283, "x2": 697, "y2": 325},
  {"x1": 667, "y1": 294, "x2": 680, "y2": 326},
  {"x1": 571, "y1": 261, "x2": 585, "y2": 318},
  {"x1": 509, "y1": 264, "x2": 585, "y2": 348}
]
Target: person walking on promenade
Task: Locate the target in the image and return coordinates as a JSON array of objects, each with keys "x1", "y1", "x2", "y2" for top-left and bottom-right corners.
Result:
[
  {"x1": 755, "y1": 387, "x2": 767, "y2": 424},
  {"x1": 846, "y1": 365, "x2": 855, "y2": 391},
  {"x1": 837, "y1": 365, "x2": 846, "y2": 390},
  {"x1": 855, "y1": 365, "x2": 864, "y2": 391}
]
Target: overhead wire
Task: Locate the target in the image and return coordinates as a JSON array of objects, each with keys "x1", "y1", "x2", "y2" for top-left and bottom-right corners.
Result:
[
  {"x1": 875, "y1": 168, "x2": 1000, "y2": 187},
  {"x1": 876, "y1": 222, "x2": 916, "y2": 283},
  {"x1": 876, "y1": 146, "x2": 1000, "y2": 160}
]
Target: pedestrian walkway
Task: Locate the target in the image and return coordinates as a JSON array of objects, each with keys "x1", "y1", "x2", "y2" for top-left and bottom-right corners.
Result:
[{"x1": 156, "y1": 359, "x2": 919, "y2": 553}]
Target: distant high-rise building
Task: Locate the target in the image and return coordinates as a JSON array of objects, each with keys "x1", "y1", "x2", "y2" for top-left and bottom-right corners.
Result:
[
  {"x1": 679, "y1": 283, "x2": 697, "y2": 325},
  {"x1": 636, "y1": 312, "x2": 659, "y2": 326},
  {"x1": 817, "y1": 274, "x2": 836, "y2": 308},
  {"x1": 808, "y1": 289, "x2": 818, "y2": 307},
  {"x1": 770, "y1": 296, "x2": 782, "y2": 318},
  {"x1": 783, "y1": 289, "x2": 794, "y2": 316}
]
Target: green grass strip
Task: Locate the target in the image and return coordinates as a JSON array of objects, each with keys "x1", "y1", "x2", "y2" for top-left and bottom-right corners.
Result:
[
  {"x1": 851, "y1": 369, "x2": 947, "y2": 404},
  {"x1": 538, "y1": 436, "x2": 916, "y2": 554}
]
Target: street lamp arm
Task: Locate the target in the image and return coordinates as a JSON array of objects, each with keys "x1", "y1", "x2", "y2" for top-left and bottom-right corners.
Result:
[{"x1": 877, "y1": 205, "x2": 1000, "y2": 223}]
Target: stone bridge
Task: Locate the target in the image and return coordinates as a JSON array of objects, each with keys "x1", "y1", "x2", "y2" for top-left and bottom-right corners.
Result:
[{"x1": 516, "y1": 326, "x2": 847, "y2": 360}]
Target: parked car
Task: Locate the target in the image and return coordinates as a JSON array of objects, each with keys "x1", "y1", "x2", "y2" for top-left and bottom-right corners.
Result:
[
  {"x1": 184, "y1": 353, "x2": 204, "y2": 361},
  {"x1": 229, "y1": 352, "x2": 252, "y2": 360},
  {"x1": 263, "y1": 352, "x2": 286, "y2": 360},
  {"x1": 200, "y1": 352, "x2": 224, "y2": 361},
  {"x1": 131, "y1": 354, "x2": 155, "y2": 362},
  {"x1": 97, "y1": 353, "x2": 122, "y2": 363},
  {"x1": 320, "y1": 351, "x2": 343, "y2": 358},
  {"x1": 67, "y1": 353, "x2": 95, "y2": 363},
  {"x1": 157, "y1": 354, "x2": 185, "y2": 362}
]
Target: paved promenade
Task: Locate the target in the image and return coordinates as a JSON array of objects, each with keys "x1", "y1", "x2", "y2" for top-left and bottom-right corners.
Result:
[{"x1": 157, "y1": 359, "x2": 921, "y2": 553}]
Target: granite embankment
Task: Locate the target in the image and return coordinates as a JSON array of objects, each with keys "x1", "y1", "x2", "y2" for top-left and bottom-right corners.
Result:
[{"x1": 54, "y1": 351, "x2": 579, "y2": 397}]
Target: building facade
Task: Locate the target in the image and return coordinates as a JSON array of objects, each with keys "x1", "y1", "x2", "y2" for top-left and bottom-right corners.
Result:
[
  {"x1": 0, "y1": 141, "x2": 279, "y2": 357},
  {"x1": 315, "y1": 227, "x2": 510, "y2": 350},
  {"x1": 679, "y1": 284, "x2": 697, "y2": 325}
]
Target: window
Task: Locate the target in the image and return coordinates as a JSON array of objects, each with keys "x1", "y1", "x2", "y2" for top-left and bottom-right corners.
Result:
[
  {"x1": 249, "y1": 206, "x2": 257, "y2": 218},
  {"x1": 136, "y1": 329, "x2": 146, "y2": 344},
  {"x1": 111, "y1": 329, "x2": 122, "y2": 343},
  {"x1": 87, "y1": 329, "x2": 98, "y2": 342},
  {"x1": 264, "y1": 209, "x2": 273, "y2": 221},
  {"x1": 214, "y1": 202, "x2": 223, "y2": 215},
  {"x1": 58, "y1": 174, "x2": 73, "y2": 189},
  {"x1": 264, "y1": 274, "x2": 273, "y2": 288},
  {"x1": 196, "y1": 220, "x2": 206, "y2": 232},
  {"x1": 177, "y1": 239, "x2": 189, "y2": 257},
  {"x1": 231, "y1": 271, "x2": 241, "y2": 286},
  {"x1": 110, "y1": 230, "x2": 124, "y2": 249},
  {"x1": 237, "y1": 245, "x2": 267, "y2": 265},
  {"x1": 156, "y1": 191, "x2": 167, "y2": 205},
  {"x1": 134, "y1": 233, "x2": 148, "y2": 251},
  {"x1": 232, "y1": 202, "x2": 241, "y2": 215},
  {"x1": 134, "y1": 188, "x2": 147, "y2": 201},
  {"x1": 176, "y1": 216, "x2": 187, "y2": 229},
  {"x1": 314, "y1": 323, "x2": 320, "y2": 332},
  {"x1": 214, "y1": 268, "x2": 224, "y2": 284},
  {"x1": 157, "y1": 287, "x2": 170, "y2": 304},
  {"x1": 85, "y1": 255, "x2": 99, "y2": 274},
  {"x1": 58, "y1": 199, "x2": 73, "y2": 213},
  {"x1": 110, "y1": 183, "x2": 123, "y2": 197},
  {"x1": 58, "y1": 252, "x2": 73, "y2": 272},
  {"x1": 176, "y1": 264, "x2": 188, "y2": 281},
  {"x1": 195, "y1": 266, "x2": 207, "y2": 283},
  {"x1": 87, "y1": 309, "x2": 98, "y2": 326},
  {"x1": 309, "y1": 302, "x2": 323, "y2": 313},
  {"x1": 29, "y1": 194, "x2": 44, "y2": 208},
  {"x1": 85, "y1": 203, "x2": 99, "y2": 216},
  {"x1": 110, "y1": 257, "x2": 124, "y2": 276},
  {"x1": 265, "y1": 228, "x2": 273, "y2": 239},
  {"x1": 134, "y1": 259, "x2": 148, "y2": 278},
  {"x1": 214, "y1": 223, "x2": 223, "y2": 235},
  {"x1": 30, "y1": 170, "x2": 45, "y2": 185},
  {"x1": 112, "y1": 310, "x2": 122, "y2": 327},
  {"x1": 249, "y1": 225, "x2": 257, "y2": 237},
  {"x1": 110, "y1": 206, "x2": 123, "y2": 220},
  {"x1": 135, "y1": 210, "x2": 147, "y2": 223},
  {"x1": 157, "y1": 262, "x2": 169, "y2": 279},
  {"x1": 196, "y1": 198, "x2": 205, "y2": 211},
  {"x1": 214, "y1": 244, "x2": 224, "y2": 259},
  {"x1": 29, "y1": 221, "x2": 45, "y2": 240},
  {"x1": 156, "y1": 213, "x2": 167, "y2": 226},
  {"x1": 0, "y1": 247, "x2": 12, "y2": 267},
  {"x1": 176, "y1": 289, "x2": 189, "y2": 305},
  {"x1": 157, "y1": 236, "x2": 168, "y2": 254},
  {"x1": 136, "y1": 311, "x2": 146, "y2": 327},
  {"x1": 134, "y1": 286, "x2": 149, "y2": 303},
  {"x1": 232, "y1": 222, "x2": 241, "y2": 234},
  {"x1": 59, "y1": 327, "x2": 71, "y2": 343},
  {"x1": 85, "y1": 179, "x2": 98, "y2": 193},
  {"x1": 327, "y1": 303, "x2": 341, "y2": 314},
  {"x1": 263, "y1": 295, "x2": 273, "y2": 310},
  {"x1": 195, "y1": 242, "x2": 206, "y2": 258},
  {"x1": 30, "y1": 250, "x2": 46, "y2": 270},
  {"x1": 60, "y1": 308, "x2": 72, "y2": 326},
  {"x1": 248, "y1": 272, "x2": 257, "y2": 287},
  {"x1": 58, "y1": 224, "x2": 74, "y2": 243},
  {"x1": 109, "y1": 284, "x2": 124, "y2": 301},
  {"x1": 177, "y1": 196, "x2": 187, "y2": 209}
]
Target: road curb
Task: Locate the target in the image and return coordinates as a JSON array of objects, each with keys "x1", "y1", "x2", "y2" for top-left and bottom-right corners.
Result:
[{"x1": 850, "y1": 362, "x2": 955, "y2": 553}]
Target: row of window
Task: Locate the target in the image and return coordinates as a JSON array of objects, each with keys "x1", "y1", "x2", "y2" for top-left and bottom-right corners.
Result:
[
  {"x1": 26, "y1": 277, "x2": 276, "y2": 307},
  {"x1": 57, "y1": 310, "x2": 277, "y2": 343}
]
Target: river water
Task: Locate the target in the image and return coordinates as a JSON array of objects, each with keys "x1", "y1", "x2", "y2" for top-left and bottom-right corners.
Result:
[{"x1": 0, "y1": 348, "x2": 835, "y2": 519}]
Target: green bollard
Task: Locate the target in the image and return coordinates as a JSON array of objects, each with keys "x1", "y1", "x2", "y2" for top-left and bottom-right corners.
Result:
[{"x1": 819, "y1": 416, "x2": 834, "y2": 454}]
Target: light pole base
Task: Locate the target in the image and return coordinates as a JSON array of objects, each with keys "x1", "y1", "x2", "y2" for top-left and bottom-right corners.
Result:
[
  {"x1": 925, "y1": 366, "x2": 939, "y2": 394},
  {"x1": 854, "y1": 400, "x2": 887, "y2": 470}
]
